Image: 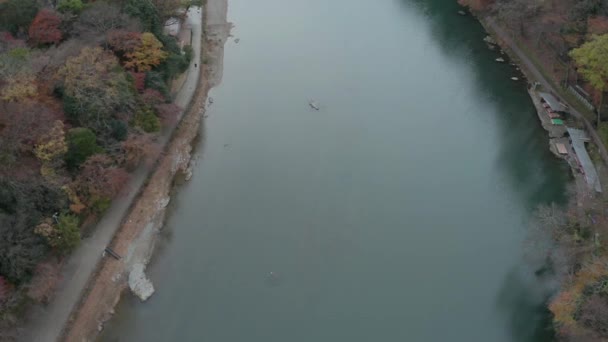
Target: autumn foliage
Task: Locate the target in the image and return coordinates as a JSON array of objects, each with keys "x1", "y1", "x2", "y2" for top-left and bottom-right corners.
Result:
[
  {"x1": 0, "y1": 0, "x2": 192, "y2": 329},
  {"x1": 28, "y1": 9, "x2": 62, "y2": 45},
  {"x1": 124, "y1": 32, "x2": 168, "y2": 72}
]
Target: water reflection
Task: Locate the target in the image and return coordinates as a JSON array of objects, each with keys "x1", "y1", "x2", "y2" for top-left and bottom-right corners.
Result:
[{"x1": 400, "y1": 1, "x2": 568, "y2": 340}]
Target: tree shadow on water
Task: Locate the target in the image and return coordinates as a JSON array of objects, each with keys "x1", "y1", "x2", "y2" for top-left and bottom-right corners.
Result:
[{"x1": 496, "y1": 264, "x2": 556, "y2": 342}]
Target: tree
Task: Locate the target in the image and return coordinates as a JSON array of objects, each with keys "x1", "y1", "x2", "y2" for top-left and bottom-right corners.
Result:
[
  {"x1": 35, "y1": 121, "x2": 68, "y2": 178},
  {"x1": 144, "y1": 71, "x2": 170, "y2": 99},
  {"x1": 151, "y1": 0, "x2": 181, "y2": 19},
  {"x1": 0, "y1": 178, "x2": 66, "y2": 283},
  {"x1": 130, "y1": 72, "x2": 146, "y2": 92},
  {"x1": 73, "y1": 2, "x2": 141, "y2": 40},
  {"x1": 570, "y1": 34, "x2": 608, "y2": 126},
  {"x1": 121, "y1": 133, "x2": 160, "y2": 169},
  {"x1": 59, "y1": 47, "x2": 136, "y2": 134},
  {"x1": 65, "y1": 128, "x2": 102, "y2": 170},
  {"x1": 155, "y1": 103, "x2": 181, "y2": 125},
  {"x1": 0, "y1": 0, "x2": 38, "y2": 35},
  {"x1": 579, "y1": 294, "x2": 608, "y2": 338},
  {"x1": 36, "y1": 214, "x2": 80, "y2": 254},
  {"x1": 26, "y1": 259, "x2": 62, "y2": 304},
  {"x1": 124, "y1": 32, "x2": 168, "y2": 72},
  {"x1": 35, "y1": 121, "x2": 68, "y2": 164},
  {"x1": 76, "y1": 154, "x2": 129, "y2": 200},
  {"x1": 0, "y1": 32, "x2": 26, "y2": 53},
  {"x1": 106, "y1": 30, "x2": 142, "y2": 59},
  {"x1": 0, "y1": 72, "x2": 37, "y2": 102},
  {"x1": 494, "y1": 0, "x2": 540, "y2": 37},
  {"x1": 28, "y1": 9, "x2": 62, "y2": 45},
  {"x1": 0, "y1": 48, "x2": 36, "y2": 102},
  {"x1": 0, "y1": 101, "x2": 56, "y2": 166},
  {"x1": 110, "y1": 119, "x2": 128, "y2": 141},
  {"x1": 57, "y1": 0, "x2": 84, "y2": 14},
  {"x1": 156, "y1": 34, "x2": 191, "y2": 80},
  {"x1": 124, "y1": 0, "x2": 162, "y2": 34},
  {"x1": 133, "y1": 106, "x2": 161, "y2": 132}
]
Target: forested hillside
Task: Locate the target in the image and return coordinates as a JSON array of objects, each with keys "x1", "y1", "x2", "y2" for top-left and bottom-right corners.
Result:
[
  {"x1": 460, "y1": 0, "x2": 608, "y2": 340},
  {"x1": 0, "y1": 0, "x2": 196, "y2": 332}
]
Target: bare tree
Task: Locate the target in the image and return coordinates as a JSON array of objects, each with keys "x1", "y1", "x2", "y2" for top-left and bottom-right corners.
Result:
[{"x1": 494, "y1": 0, "x2": 541, "y2": 37}]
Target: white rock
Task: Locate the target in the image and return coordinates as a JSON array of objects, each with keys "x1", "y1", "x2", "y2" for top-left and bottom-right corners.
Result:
[
  {"x1": 483, "y1": 36, "x2": 497, "y2": 45},
  {"x1": 184, "y1": 168, "x2": 193, "y2": 181},
  {"x1": 128, "y1": 263, "x2": 155, "y2": 301},
  {"x1": 157, "y1": 197, "x2": 170, "y2": 210}
]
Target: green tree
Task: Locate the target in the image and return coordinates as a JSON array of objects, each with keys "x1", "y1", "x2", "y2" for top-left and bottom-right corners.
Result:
[
  {"x1": 144, "y1": 71, "x2": 170, "y2": 99},
  {"x1": 65, "y1": 128, "x2": 102, "y2": 170},
  {"x1": 0, "y1": 0, "x2": 38, "y2": 34},
  {"x1": 570, "y1": 34, "x2": 608, "y2": 126},
  {"x1": 53, "y1": 214, "x2": 80, "y2": 253},
  {"x1": 133, "y1": 107, "x2": 161, "y2": 132},
  {"x1": 57, "y1": 0, "x2": 84, "y2": 14},
  {"x1": 123, "y1": 0, "x2": 161, "y2": 34}
]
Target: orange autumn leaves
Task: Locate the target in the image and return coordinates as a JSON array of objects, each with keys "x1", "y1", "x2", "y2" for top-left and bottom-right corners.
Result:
[{"x1": 107, "y1": 30, "x2": 168, "y2": 72}]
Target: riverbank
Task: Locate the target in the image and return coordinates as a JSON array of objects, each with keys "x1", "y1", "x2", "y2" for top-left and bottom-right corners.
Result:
[
  {"x1": 460, "y1": 8, "x2": 602, "y2": 195},
  {"x1": 53, "y1": 2, "x2": 230, "y2": 341},
  {"x1": 465, "y1": 6, "x2": 608, "y2": 340}
]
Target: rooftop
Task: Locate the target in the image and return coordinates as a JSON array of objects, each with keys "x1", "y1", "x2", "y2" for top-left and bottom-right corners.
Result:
[
  {"x1": 539, "y1": 92, "x2": 567, "y2": 113},
  {"x1": 567, "y1": 127, "x2": 602, "y2": 192}
]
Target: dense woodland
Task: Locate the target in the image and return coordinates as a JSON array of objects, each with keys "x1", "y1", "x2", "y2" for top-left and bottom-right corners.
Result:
[
  {"x1": 0, "y1": 0, "x2": 197, "y2": 331},
  {"x1": 460, "y1": 0, "x2": 608, "y2": 340}
]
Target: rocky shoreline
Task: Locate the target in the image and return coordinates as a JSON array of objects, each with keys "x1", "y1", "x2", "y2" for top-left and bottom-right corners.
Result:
[{"x1": 56, "y1": 1, "x2": 232, "y2": 340}]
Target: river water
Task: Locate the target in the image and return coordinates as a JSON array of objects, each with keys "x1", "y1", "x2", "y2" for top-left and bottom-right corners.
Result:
[{"x1": 100, "y1": 0, "x2": 571, "y2": 341}]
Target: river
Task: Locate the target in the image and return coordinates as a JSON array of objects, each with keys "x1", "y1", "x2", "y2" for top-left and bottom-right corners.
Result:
[{"x1": 100, "y1": 0, "x2": 571, "y2": 341}]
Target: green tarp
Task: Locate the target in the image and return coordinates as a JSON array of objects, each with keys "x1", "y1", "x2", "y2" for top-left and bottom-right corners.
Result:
[{"x1": 551, "y1": 118, "x2": 564, "y2": 125}]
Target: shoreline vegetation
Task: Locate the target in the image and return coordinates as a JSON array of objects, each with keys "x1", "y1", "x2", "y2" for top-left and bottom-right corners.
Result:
[
  {"x1": 459, "y1": 0, "x2": 608, "y2": 340},
  {"x1": 3, "y1": 0, "x2": 607, "y2": 340},
  {"x1": 58, "y1": 0, "x2": 231, "y2": 340},
  {"x1": 0, "y1": 0, "x2": 226, "y2": 340}
]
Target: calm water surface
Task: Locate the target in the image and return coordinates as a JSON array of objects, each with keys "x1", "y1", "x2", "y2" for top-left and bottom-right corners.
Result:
[{"x1": 101, "y1": 0, "x2": 570, "y2": 340}]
